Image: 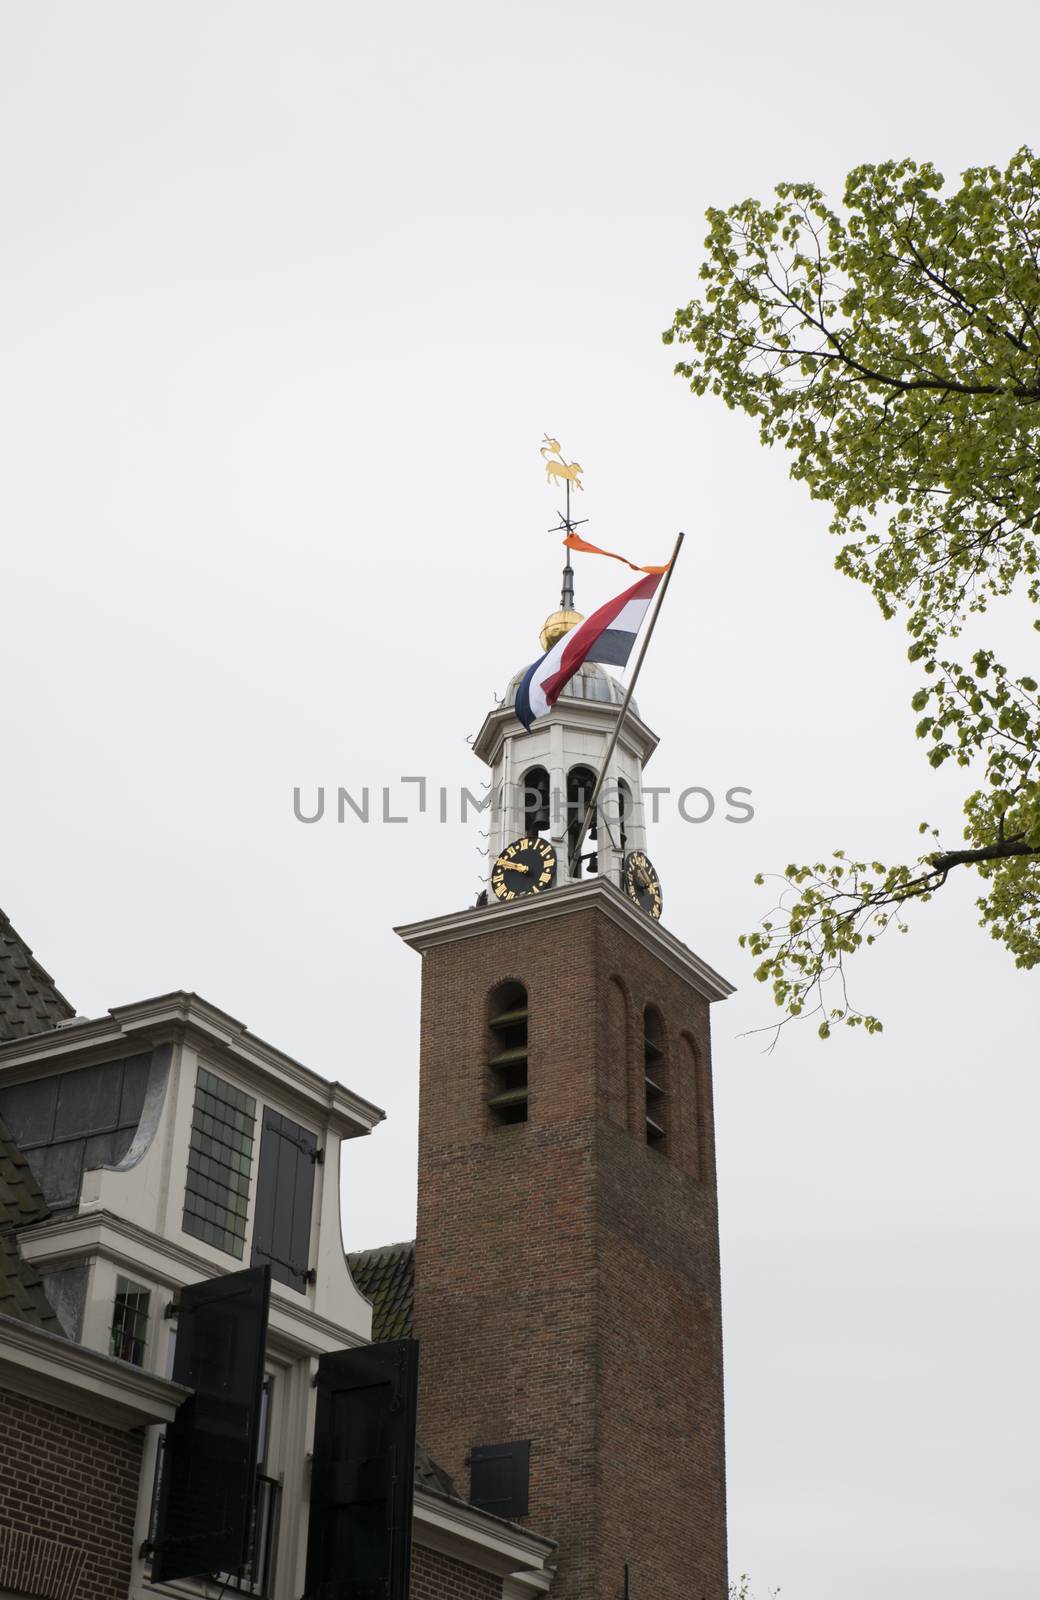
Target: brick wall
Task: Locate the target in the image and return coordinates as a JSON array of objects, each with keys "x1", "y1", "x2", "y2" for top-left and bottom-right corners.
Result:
[
  {"x1": 413, "y1": 899, "x2": 727, "y2": 1600},
  {"x1": 0, "y1": 1385, "x2": 143, "y2": 1600},
  {"x1": 411, "y1": 1545, "x2": 500, "y2": 1599}
]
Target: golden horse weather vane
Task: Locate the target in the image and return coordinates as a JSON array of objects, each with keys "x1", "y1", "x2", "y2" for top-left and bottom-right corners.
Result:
[
  {"x1": 540, "y1": 436, "x2": 584, "y2": 492},
  {"x1": 541, "y1": 434, "x2": 589, "y2": 623}
]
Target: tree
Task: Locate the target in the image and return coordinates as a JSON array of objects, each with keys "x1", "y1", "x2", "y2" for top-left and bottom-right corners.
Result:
[
  {"x1": 664, "y1": 148, "x2": 1040, "y2": 1039},
  {"x1": 730, "y1": 1578, "x2": 779, "y2": 1600}
]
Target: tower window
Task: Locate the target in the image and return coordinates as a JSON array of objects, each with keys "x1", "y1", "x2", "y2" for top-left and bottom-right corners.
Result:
[
  {"x1": 521, "y1": 766, "x2": 550, "y2": 837},
  {"x1": 111, "y1": 1276, "x2": 151, "y2": 1366},
  {"x1": 643, "y1": 1006, "x2": 666, "y2": 1147},
  {"x1": 617, "y1": 778, "x2": 631, "y2": 854},
  {"x1": 567, "y1": 765, "x2": 598, "y2": 877},
  {"x1": 488, "y1": 982, "x2": 528, "y2": 1126}
]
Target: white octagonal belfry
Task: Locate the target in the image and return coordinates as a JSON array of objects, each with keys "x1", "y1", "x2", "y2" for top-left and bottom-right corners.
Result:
[{"x1": 472, "y1": 650, "x2": 659, "y2": 892}]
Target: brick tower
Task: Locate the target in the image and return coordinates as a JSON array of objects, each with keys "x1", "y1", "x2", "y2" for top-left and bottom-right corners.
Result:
[{"x1": 396, "y1": 630, "x2": 733, "y2": 1600}]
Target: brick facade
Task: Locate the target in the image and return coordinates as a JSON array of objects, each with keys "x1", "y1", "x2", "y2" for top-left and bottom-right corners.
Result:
[
  {"x1": 413, "y1": 899, "x2": 727, "y2": 1600},
  {"x1": 0, "y1": 1386, "x2": 142, "y2": 1600},
  {"x1": 411, "y1": 1546, "x2": 500, "y2": 1599}
]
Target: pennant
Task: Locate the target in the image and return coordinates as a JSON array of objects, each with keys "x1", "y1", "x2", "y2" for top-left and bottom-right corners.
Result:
[
  {"x1": 563, "y1": 532, "x2": 670, "y2": 574},
  {"x1": 515, "y1": 571, "x2": 662, "y2": 731}
]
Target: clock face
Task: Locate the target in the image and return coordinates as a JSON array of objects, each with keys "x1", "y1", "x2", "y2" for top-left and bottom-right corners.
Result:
[
  {"x1": 623, "y1": 850, "x2": 663, "y2": 920},
  {"x1": 491, "y1": 836, "x2": 557, "y2": 902}
]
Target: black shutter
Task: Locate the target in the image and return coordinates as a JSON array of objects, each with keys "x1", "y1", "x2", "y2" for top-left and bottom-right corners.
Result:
[
  {"x1": 470, "y1": 1440, "x2": 530, "y2": 1519},
  {"x1": 251, "y1": 1108, "x2": 317, "y2": 1292},
  {"x1": 152, "y1": 1265, "x2": 271, "y2": 1583},
  {"x1": 304, "y1": 1339, "x2": 419, "y2": 1600}
]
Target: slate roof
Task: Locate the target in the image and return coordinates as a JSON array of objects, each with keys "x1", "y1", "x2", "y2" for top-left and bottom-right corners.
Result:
[
  {"x1": 0, "y1": 1112, "x2": 60, "y2": 1330},
  {"x1": 414, "y1": 1441, "x2": 459, "y2": 1498},
  {"x1": 0, "y1": 906, "x2": 76, "y2": 1043},
  {"x1": 347, "y1": 1239, "x2": 415, "y2": 1341}
]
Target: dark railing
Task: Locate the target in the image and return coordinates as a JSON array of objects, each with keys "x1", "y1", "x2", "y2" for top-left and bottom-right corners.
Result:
[
  {"x1": 218, "y1": 1473, "x2": 281, "y2": 1597},
  {"x1": 147, "y1": 1438, "x2": 281, "y2": 1598}
]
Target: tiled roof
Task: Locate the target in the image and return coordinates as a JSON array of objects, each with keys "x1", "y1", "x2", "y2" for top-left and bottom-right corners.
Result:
[
  {"x1": 0, "y1": 1113, "x2": 60, "y2": 1330},
  {"x1": 347, "y1": 1239, "x2": 415, "y2": 1341},
  {"x1": 0, "y1": 906, "x2": 75, "y2": 1042},
  {"x1": 414, "y1": 1441, "x2": 459, "y2": 1498}
]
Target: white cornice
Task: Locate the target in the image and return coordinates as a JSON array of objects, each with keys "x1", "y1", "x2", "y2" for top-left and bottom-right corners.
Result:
[
  {"x1": 413, "y1": 1486, "x2": 556, "y2": 1584},
  {"x1": 0, "y1": 1312, "x2": 189, "y2": 1430},
  {"x1": 0, "y1": 992, "x2": 384, "y2": 1138},
  {"x1": 16, "y1": 1210, "x2": 368, "y2": 1357},
  {"x1": 395, "y1": 878, "x2": 735, "y2": 1002},
  {"x1": 472, "y1": 698, "x2": 659, "y2": 770}
]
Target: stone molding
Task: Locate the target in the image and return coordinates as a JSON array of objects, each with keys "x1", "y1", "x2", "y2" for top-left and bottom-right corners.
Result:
[{"x1": 395, "y1": 877, "x2": 735, "y2": 1002}]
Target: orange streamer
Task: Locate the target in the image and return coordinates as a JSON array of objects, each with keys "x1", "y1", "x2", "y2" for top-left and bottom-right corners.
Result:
[{"x1": 563, "y1": 532, "x2": 670, "y2": 575}]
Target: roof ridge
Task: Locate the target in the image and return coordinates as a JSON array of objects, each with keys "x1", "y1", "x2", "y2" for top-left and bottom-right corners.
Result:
[{"x1": 347, "y1": 1238, "x2": 415, "y2": 1260}]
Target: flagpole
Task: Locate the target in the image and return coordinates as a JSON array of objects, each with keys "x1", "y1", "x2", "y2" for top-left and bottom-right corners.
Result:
[{"x1": 568, "y1": 529, "x2": 686, "y2": 876}]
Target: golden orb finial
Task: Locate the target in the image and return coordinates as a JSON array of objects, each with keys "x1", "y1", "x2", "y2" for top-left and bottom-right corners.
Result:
[{"x1": 539, "y1": 608, "x2": 584, "y2": 651}]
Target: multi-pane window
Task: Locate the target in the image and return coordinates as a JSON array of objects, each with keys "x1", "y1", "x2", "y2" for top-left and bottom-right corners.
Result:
[
  {"x1": 111, "y1": 1276, "x2": 150, "y2": 1366},
  {"x1": 183, "y1": 1068, "x2": 256, "y2": 1258}
]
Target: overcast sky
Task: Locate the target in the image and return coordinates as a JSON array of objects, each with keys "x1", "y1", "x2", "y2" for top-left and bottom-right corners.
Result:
[{"x1": 2, "y1": 4, "x2": 1037, "y2": 1596}]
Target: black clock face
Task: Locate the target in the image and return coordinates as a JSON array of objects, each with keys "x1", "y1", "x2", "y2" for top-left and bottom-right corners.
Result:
[
  {"x1": 623, "y1": 850, "x2": 662, "y2": 919},
  {"x1": 491, "y1": 836, "x2": 557, "y2": 902}
]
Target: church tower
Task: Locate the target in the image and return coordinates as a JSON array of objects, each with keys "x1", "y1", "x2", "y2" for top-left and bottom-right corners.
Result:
[{"x1": 396, "y1": 571, "x2": 733, "y2": 1599}]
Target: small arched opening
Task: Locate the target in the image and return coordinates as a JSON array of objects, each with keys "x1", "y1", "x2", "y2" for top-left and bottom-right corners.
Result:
[
  {"x1": 643, "y1": 1004, "x2": 666, "y2": 1148},
  {"x1": 521, "y1": 766, "x2": 550, "y2": 838},
  {"x1": 617, "y1": 778, "x2": 632, "y2": 854},
  {"x1": 567, "y1": 765, "x2": 598, "y2": 877},
  {"x1": 487, "y1": 981, "x2": 529, "y2": 1127}
]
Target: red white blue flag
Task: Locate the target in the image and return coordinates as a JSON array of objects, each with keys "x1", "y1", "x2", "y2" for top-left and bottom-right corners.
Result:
[{"x1": 515, "y1": 570, "x2": 662, "y2": 731}]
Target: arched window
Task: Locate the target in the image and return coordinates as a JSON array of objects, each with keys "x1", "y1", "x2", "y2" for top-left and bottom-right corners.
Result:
[
  {"x1": 680, "y1": 1033, "x2": 704, "y2": 1182},
  {"x1": 567, "y1": 765, "x2": 598, "y2": 876},
  {"x1": 521, "y1": 766, "x2": 550, "y2": 838},
  {"x1": 643, "y1": 1005, "x2": 666, "y2": 1147},
  {"x1": 617, "y1": 778, "x2": 632, "y2": 854},
  {"x1": 488, "y1": 981, "x2": 528, "y2": 1126},
  {"x1": 605, "y1": 976, "x2": 630, "y2": 1129}
]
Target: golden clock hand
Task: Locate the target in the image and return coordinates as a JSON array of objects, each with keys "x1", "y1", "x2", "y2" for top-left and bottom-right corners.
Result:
[{"x1": 495, "y1": 857, "x2": 531, "y2": 873}]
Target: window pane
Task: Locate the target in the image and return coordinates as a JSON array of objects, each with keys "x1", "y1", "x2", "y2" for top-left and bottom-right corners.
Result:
[{"x1": 111, "y1": 1275, "x2": 151, "y2": 1366}]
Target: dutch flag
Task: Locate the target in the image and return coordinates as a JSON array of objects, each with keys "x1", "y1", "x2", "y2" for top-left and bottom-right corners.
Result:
[{"x1": 515, "y1": 570, "x2": 663, "y2": 731}]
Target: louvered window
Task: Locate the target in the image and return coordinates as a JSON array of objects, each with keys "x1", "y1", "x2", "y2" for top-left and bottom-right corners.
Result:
[
  {"x1": 183, "y1": 1068, "x2": 256, "y2": 1258},
  {"x1": 488, "y1": 982, "x2": 528, "y2": 1126},
  {"x1": 644, "y1": 1005, "x2": 666, "y2": 1147}
]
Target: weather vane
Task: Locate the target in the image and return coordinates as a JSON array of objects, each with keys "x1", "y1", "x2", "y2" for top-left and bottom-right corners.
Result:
[
  {"x1": 540, "y1": 436, "x2": 583, "y2": 493},
  {"x1": 541, "y1": 434, "x2": 588, "y2": 614}
]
